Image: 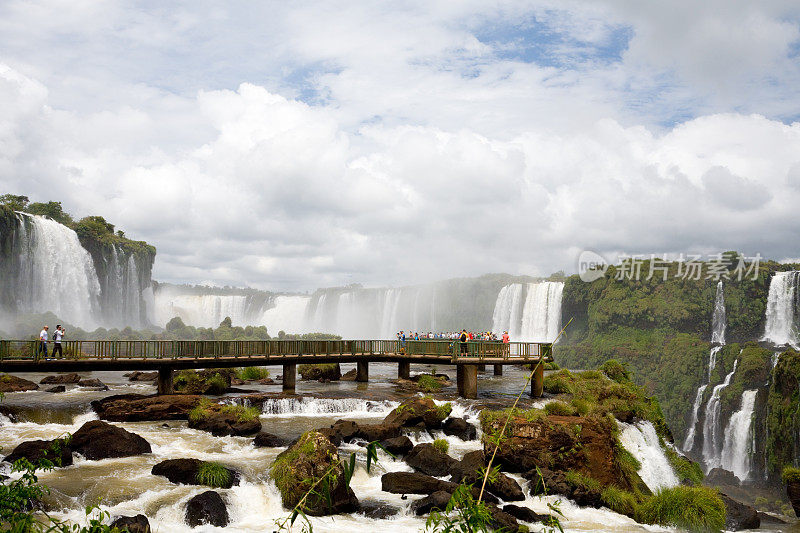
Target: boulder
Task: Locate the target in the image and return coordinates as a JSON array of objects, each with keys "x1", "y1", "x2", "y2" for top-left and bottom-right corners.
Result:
[
  {"x1": 316, "y1": 427, "x2": 342, "y2": 446},
  {"x1": 271, "y1": 430, "x2": 359, "y2": 516},
  {"x1": 0, "y1": 406, "x2": 17, "y2": 423},
  {"x1": 298, "y1": 364, "x2": 341, "y2": 381},
  {"x1": 719, "y1": 493, "x2": 760, "y2": 530},
  {"x1": 502, "y1": 504, "x2": 551, "y2": 524},
  {"x1": 706, "y1": 468, "x2": 741, "y2": 486},
  {"x1": 152, "y1": 458, "x2": 239, "y2": 489},
  {"x1": 78, "y1": 378, "x2": 107, "y2": 389},
  {"x1": 450, "y1": 450, "x2": 525, "y2": 502},
  {"x1": 358, "y1": 500, "x2": 401, "y2": 519},
  {"x1": 526, "y1": 467, "x2": 603, "y2": 508},
  {"x1": 340, "y1": 369, "x2": 357, "y2": 381},
  {"x1": 0, "y1": 374, "x2": 39, "y2": 393},
  {"x1": 326, "y1": 419, "x2": 401, "y2": 444},
  {"x1": 486, "y1": 504, "x2": 520, "y2": 532},
  {"x1": 380, "y1": 436, "x2": 414, "y2": 456},
  {"x1": 70, "y1": 420, "x2": 151, "y2": 460},
  {"x1": 383, "y1": 397, "x2": 449, "y2": 430},
  {"x1": 188, "y1": 410, "x2": 261, "y2": 437},
  {"x1": 125, "y1": 371, "x2": 158, "y2": 382},
  {"x1": 380, "y1": 472, "x2": 498, "y2": 503},
  {"x1": 258, "y1": 377, "x2": 274, "y2": 384},
  {"x1": 46, "y1": 385, "x2": 66, "y2": 393},
  {"x1": 410, "y1": 490, "x2": 452, "y2": 515},
  {"x1": 40, "y1": 373, "x2": 81, "y2": 384},
  {"x1": 253, "y1": 432, "x2": 290, "y2": 448},
  {"x1": 185, "y1": 490, "x2": 228, "y2": 528},
  {"x1": 442, "y1": 417, "x2": 477, "y2": 440},
  {"x1": 92, "y1": 394, "x2": 201, "y2": 422},
  {"x1": 110, "y1": 514, "x2": 150, "y2": 533},
  {"x1": 4, "y1": 438, "x2": 72, "y2": 467},
  {"x1": 404, "y1": 443, "x2": 459, "y2": 477},
  {"x1": 788, "y1": 478, "x2": 800, "y2": 518}
]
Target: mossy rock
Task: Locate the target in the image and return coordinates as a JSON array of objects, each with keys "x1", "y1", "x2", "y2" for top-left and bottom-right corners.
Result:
[{"x1": 297, "y1": 363, "x2": 341, "y2": 381}]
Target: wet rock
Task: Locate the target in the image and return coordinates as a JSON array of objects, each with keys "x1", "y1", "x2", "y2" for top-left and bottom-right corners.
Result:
[
  {"x1": 188, "y1": 410, "x2": 261, "y2": 437},
  {"x1": 502, "y1": 504, "x2": 551, "y2": 524},
  {"x1": 719, "y1": 493, "x2": 760, "y2": 530},
  {"x1": 0, "y1": 374, "x2": 39, "y2": 392},
  {"x1": 405, "y1": 443, "x2": 458, "y2": 477},
  {"x1": 383, "y1": 397, "x2": 449, "y2": 430},
  {"x1": 78, "y1": 378, "x2": 108, "y2": 390},
  {"x1": 442, "y1": 417, "x2": 477, "y2": 440},
  {"x1": 757, "y1": 511, "x2": 788, "y2": 525},
  {"x1": 40, "y1": 373, "x2": 81, "y2": 384},
  {"x1": 253, "y1": 432, "x2": 290, "y2": 448},
  {"x1": 706, "y1": 467, "x2": 740, "y2": 486},
  {"x1": 527, "y1": 467, "x2": 602, "y2": 508},
  {"x1": 450, "y1": 450, "x2": 525, "y2": 502},
  {"x1": 788, "y1": 478, "x2": 800, "y2": 518},
  {"x1": 0, "y1": 406, "x2": 17, "y2": 423},
  {"x1": 152, "y1": 458, "x2": 239, "y2": 489},
  {"x1": 110, "y1": 514, "x2": 150, "y2": 533},
  {"x1": 380, "y1": 435, "x2": 414, "y2": 455},
  {"x1": 316, "y1": 427, "x2": 342, "y2": 446},
  {"x1": 271, "y1": 430, "x2": 359, "y2": 516},
  {"x1": 46, "y1": 385, "x2": 66, "y2": 393},
  {"x1": 3, "y1": 438, "x2": 72, "y2": 467},
  {"x1": 231, "y1": 378, "x2": 245, "y2": 386},
  {"x1": 298, "y1": 363, "x2": 341, "y2": 381},
  {"x1": 487, "y1": 504, "x2": 520, "y2": 532},
  {"x1": 92, "y1": 394, "x2": 201, "y2": 422},
  {"x1": 71, "y1": 420, "x2": 151, "y2": 460},
  {"x1": 185, "y1": 490, "x2": 228, "y2": 528},
  {"x1": 358, "y1": 500, "x2": 400, "y2": 519},
  {"x1": 340, "y1": 369, "x2": 357, "y2": 381},
  {"x1": 410, "y1": 490, "x2": 452, "y2": 515},
  {"x1": 327, "y1": 419, "x2": 401, "y2": 443},
  {"x1": 258, "y1": 377, "x2": 274, "y2": 384},
  {"x1": 381, "y1": 472, "x2": 498, "y2": 503},
  {"x1": 125, "y1": 371, "x2": 157, "y2": 382}
]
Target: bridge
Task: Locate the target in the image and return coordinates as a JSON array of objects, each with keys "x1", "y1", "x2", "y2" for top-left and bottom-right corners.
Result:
[{"x1": 0, "y1": 339, "x2": 553, "y2": 399}]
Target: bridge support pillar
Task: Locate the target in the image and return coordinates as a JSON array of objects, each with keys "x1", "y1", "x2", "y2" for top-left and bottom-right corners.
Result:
[
  {"x1": 157, "y1": 367, "x2": 173, "y2": 395},
  {"x1": 357, "y1": 361, "x2": 369, "y2": 382},
  {"x1": 283, "y1": 363, "x2": 296, "y2": 393},
  {"x1": 477, "y1": 364, "x2": 486, "y2": 372},
  {"x1": 457, "y1": 365, "x2": 478, "y2": 399},
  {"x1": 530, "y1": 361, "x2": 544, "y2": 398},
  {"x1": 493, "y1": 364, "x2": 503, "y2": 376},
  {"x1": 398, "y1": 361, "x2": 410, "y2": 380}
]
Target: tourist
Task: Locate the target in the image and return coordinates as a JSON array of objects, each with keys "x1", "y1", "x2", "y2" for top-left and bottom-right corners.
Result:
[
  {"x1": 38, "y1": 325, "x2": 49, "y2": 359},
  {"x1": 53, "y1": 325, "x2": 65, "y2": 359},
  {"x1": 459, "y1": 329, "x2": 469, "y2": 356}
]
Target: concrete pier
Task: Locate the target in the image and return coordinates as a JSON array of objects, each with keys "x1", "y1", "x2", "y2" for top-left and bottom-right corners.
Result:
[
  {"x1": 493, "y1": 364, "x2": 503, "y2": 376},
  {"x1": 457, "y1": 364, "x2": 478, "y2": 399},
  {"x1": 398, "y1": 361, "x2": 410, "y2": 380},
  {"x1": 531, "y1": 362, "x2": 544, "y2": 398},
  {"x1": 356, "y1": 361, "x2": 369, "y2": 382},
  {"x1": 283, "y1": 363, "x2": 296, "y2": 393},
  {"x1": 157, "y1": 367, "x2": 173, "y2": 395}
]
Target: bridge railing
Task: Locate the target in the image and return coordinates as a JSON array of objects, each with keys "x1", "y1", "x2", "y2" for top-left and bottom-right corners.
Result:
[{"x1": 0, "y1": 339, "x2": 553, "y2": 363}]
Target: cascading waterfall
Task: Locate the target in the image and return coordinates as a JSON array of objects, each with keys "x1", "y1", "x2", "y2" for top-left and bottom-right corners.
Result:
[
  {"x1": 711, "y1": 281, "x2": 726, "y2": 344},
  {"x1": 379, "y1": 288, "x2": 402, "y2": 338},
  {"x1": 260, "y1": 295, "x2": 310, "y2": 335},
  {"x1": 720, "y1": 389, "x2": 758, "y2": 481},
  {"x1": 618, "y1": 421, "x2": 680, "y2": 491},
  {"x1": 491, "y1": 284, "x2": 524, "y2": 338},
  {"x1": 701, "y1": 359, "x2": 738, "y2": 471},
  {"x1": 683, "y1": 383, "x2": 708, "y2": 451},
  {"x1": 762, "y1": 271, "x2": 800, "y2": 347},
  {"x1": 259, "y1": 397, "x2": 399, "y2": 416},
  {"x1": 8, "y1": 213, "x2": 101, "y2": 327},
  {"x1": 519, "y1": 281, "x2": 564, "y2": 342}
]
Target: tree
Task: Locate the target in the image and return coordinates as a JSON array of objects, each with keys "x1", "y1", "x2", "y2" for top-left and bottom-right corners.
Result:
[
  {"x1": 166, "y1": 316, "x2": 186, "y2": 332},
  {"x1": 0, "y1": 194, "x2": 29, "y2": 211},
  {"x1": 219, "y1": 316, "x2": 233, "y2": 328},
  {"x1": 25, "y1": 201, "x2": 74, "y2": 226}
]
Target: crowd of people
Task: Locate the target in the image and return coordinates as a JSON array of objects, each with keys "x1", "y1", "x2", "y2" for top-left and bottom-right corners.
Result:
[{"x1": 395, "y1": 330, "x2": 511, "y2": 342}]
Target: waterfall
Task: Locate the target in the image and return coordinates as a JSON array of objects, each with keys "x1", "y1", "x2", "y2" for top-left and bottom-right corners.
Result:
[
  {"x1": 720, "y1": 389, "x2": 758, "y2": 481},
  {"x1": 10, "y1": 213, "x2": 101, "y2": 327},
  {"x1": 618, "y1": 421, "x2": 680, "y2": 491},
  {"x1": 491, "y1": 284, "x2": 524, "y2": 338},
  {"x1": 380, "y1": 288, "x2": 402, "y2": 339},
  {"x1": 519, "y1": 281, "x2": 564, "y2": 342},
  {"x1": 701, "y1": 359, "x2": 738, "y2": 471},
  {"x1": 683, "y1": 384, "x2": 708, "y2": 451},
  {"x1": 711, "y1": 281, "x2": 726, "y2": 344},
  {"x1": 260, "y1": 295, "x2": 310, "y2": 335},
  {"x1": 260, "y1": 397, "x2": 399, "y2": 416},
  {"x1": 762, "y1": 271, "x2": 800, "y2": 347},
  {"x1": 311, "y1": 293, "x2": 328, "y2": 331}
]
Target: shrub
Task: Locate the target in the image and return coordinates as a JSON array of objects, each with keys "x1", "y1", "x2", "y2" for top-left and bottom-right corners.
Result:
[
  {"x1": 615, "y1": 442, "x2": 642, "y2": 484},
  {"x1": 237, "y1": 367, "x2": 270, "y2": 381},
  {"x1": 418, "y1": 374, "x2": 443, "y2": 392},
  {"x1": 205, "y1": 373, "x2": 228, "y2": 395},
  {"x1": 636, "y1": 486, "x2": 726, "y2": 532},
  {"x1": 783, "y1": 466, "x2": 800, "y2": 484},
  {"x1": 433, "y1": 402, "x2": 452, "y2": 421},
  {"x1": 196, "y1": 461, "x2": 232, "y2": 488},
  {"x1": 297, "y1": 363, "x2": 340, "y2": 380},
  {"x1": 543, "y1": 370, "x2": 575, "y2": 394},
  {"x1": 600, "y1": 359, "x2": 631, "y2": 383},
  {"x1": 665, "y1": 447, "x2": 703, "y2": 486},
  {"x1": 432, "y1": 438, "x2": 449, "y2": 454},
  {"x1": 601, "y1": 486, "x2": 638, "y2": 516},
  {"x1": 220, "y1": 403, "x2": 260, "y2": 423},
  {"x1": 544, "y1": 400, "x2": 577, "y2": 416},
  {"x1": 188, "y1": 398, "x2": 215, "y2": 423}
]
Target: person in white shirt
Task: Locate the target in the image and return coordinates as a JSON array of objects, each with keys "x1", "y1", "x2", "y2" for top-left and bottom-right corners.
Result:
[
  {"x1": 38, "y1": 326, "x2": 49, "y2": 359},
  {"x1": 53, "y1": 325, "x2": 65, "y2": 359}
]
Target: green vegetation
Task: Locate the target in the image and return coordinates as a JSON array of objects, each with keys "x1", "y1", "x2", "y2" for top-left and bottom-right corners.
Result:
[
  {"x1": 544, "y1": 400, "x2": 578, "y2": 416},
  {"x1": 237, "y1": 367, "x2": 270, "y2": 381},
  {"x1": 432, "y1": 401, "x2": 452, "y2": 421},
  {"x1": 220, "y1": 403, "x2": 260, "y2": 423},
  {"x1": 782, "y1": 466, "x2": 800, "y2": 484},
  {"x1": 196, "y1": 461, "x2": 232, "y2": 488},
  {"x1": 425, "y1": 483, "x2": 496, "y2": 533},
  {"x1": 766, "y1": 350, "x2": 800, "y2": 477},
  {"x1": 601, "y1": 486, "x2": 639, "y2": 516},
  {"x1": 665, "y1": 446, "x2": 704, "y2": 486},
  {"x1": 635, "y1": 486, "x2": 726, "y2": 532},
  {"x1": 297, "y1": 363, "x2": 340, "y2": 381},
  {"x1": 174, "y1": 369, "x2": 231, "y2": 395},
  {"x1": 188, "y1": 398, "x2": 216, "y2": 423},
  {"x1": 417, "y1": 374, "x2": 443, "y2": 392},
  {"x1": 188, "y1": 398, "x2": 259, "y2": 424},
  {"x1": 432, "y1": 438, "x2": 449, "y2": 455},
  {"x1": 565, "y1": 470, "x2": 601, "y2": 492}
]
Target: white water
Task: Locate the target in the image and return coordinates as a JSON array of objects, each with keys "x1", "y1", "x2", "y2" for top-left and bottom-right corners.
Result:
[
  {"x1": 379, "y1": 288, "x2": 402, "y2": 338},
  {"x1": 153, "y1": 293, "x2": 250, "y2": 328},
  {"x1": 101, "y1": 246, "x2": 145, "y2": 328},
  {"x1": 12, "y1": 213, "x2": 101, "y2": 327},
  {"x1": 259, "y1": 397, "x2": 399, "y2": 417},
  {"x1": 618, "y1": 421, "x2": 679, "y2": 491},
  {"x1": 260, "y1": 295, "x2": 311, "y2": 335},
  {"x1": 762, "y1": 271, "x2": 800, "y2": 347},
  {"x1": 518, "y1": 281, "x2": 564, "y2": 342},
  {"x1": 720, "y1": 389, "x2": 758, "y2": 481},
  {"x1": 711, "y1": 281, "x2": 726, "y2": 344},
  {"x1": 682, "y1": 383, "x2": 707, "y2": 452},
  {"x1": 701, "y1": 359, "x2": 738, "y2": 471},
  {"x1": 491, "y1": 284, "x2": 524, "y2": 339}
]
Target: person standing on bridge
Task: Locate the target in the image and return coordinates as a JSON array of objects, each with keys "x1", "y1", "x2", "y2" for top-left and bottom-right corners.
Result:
[
  {"x1": 38, "y1": 325, "x2": 49, "y2": 359},
  {"x1": 53, "y1": 325, "x2": 65, "y2": 359},
  {"x1": 502, "y1": 330, "x2": 510, "y2": 357},
  {"x1": 459, "y1": 329, "x2": 469, "y2": 356}
]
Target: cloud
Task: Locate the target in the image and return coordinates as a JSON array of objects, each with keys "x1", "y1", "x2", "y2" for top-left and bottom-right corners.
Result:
[{"x1": 702, "y1": 166, "x2": 772, "y2": 210}]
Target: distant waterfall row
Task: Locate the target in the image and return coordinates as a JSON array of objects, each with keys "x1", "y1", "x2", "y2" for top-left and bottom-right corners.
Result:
[
  {"x1": 0, "y1": 213, "x2": 153, "y2": 329},
  {"x1": 491, "y1": 282, "x2": 564, "y2": 342},
  {"x1": 762, "y1": 270, "x2": 800, "y2": 348}
]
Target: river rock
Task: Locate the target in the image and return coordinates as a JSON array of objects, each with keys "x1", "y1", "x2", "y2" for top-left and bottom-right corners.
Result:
[
  {"x1": 152, "y1": 458, "x2": 239, "y2": 488},
  {"x1": 380, "y1": 472, "x2": 498, "y2": 503},
  {"x1": 720, "y1": 493, "x2": 760, "y2": 530},
  {"x1": 487, "y1": 504, "x2": 520, "y2": 532},
  {"x1": 298, "y1": 364, "x2": 341, "y2": 381},
  {"x1": 380, "y1": 435, "x2": 414, "y2": 455},
  {"x1": 788, "y1": 477, "x2": 800, "y2": 518},
  {"x1": 527, "y1": 467, "x2": 603, "y2": 508},
  {"x1": 502, "y1": 504, "x2": 552, "y2": 524},
  {"x1": 0, "y1": 374, "x2": 39, "y2": 392},
  {"x1": 125, "y1": 371, "x2": 158, "y2": 382},
  {"x1": 450, "y1": 450, "x2": 524, "y2": 502},
  {"x1": 46, "y1": 385, "x2": 66, "y2": 393},
  {"x1": 410, "y1": 490, "x2": 452, "y2": 515},
  {"x1": 188, "y1": 409, "x2": 261, "y2": 437},
  {"x1": 358, "y1": 500, "x2": 401, "y2": 519},
  {"x1": 340, "y1": 369, "x2": 357, "y2": 381},
  {"x1": 253, "y1": 432, "x2": 290, "y2": 448},
  {"x1": 110, "y1": 514, "x2": 150, "y2": 533},
  {"x1": 185, "y1": 490, "x2": 228, "y2": 528},
  {"x1": 271, "y1": 430, "x2": 359, "y2": 516},
  {"x1": 327, "y1": 419, "x2": 401, "y2": 443},
  {"x1": 0, "y1": 406, "x2": 17, "y2": 423},
  {"x1": 3, "y1": 438, "x2": 73, "y2": 467},
  {"x1": 442, "y1": 417, "x2": 477, "y2": 440},
  {"x1": 92, "y1": 394, "x2": 201, "y2": 421},
  {"x1": 404, "y1": 443, "x2": 458, "y2": 477},
  {"x1": 71, "y1": 420, "x2": 151, "y2": 460},
  {"x1": 40, "y1": 373, "x2": 81, "y2": 384},
  {"x1": 383, "y1": 397, "x2": 449, "y2": 430},
  {"x1": 706, "y1": 467, "x2": 740, "y2": 486},
  {"x1": 78, "y1": 378, "x2": 107, "y2": 389}
]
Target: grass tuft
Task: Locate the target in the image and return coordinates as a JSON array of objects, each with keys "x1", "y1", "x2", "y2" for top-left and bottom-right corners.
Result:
[
  {"x1": 196, "y1": 461, "x2": 232, "y2": 488},
  {"x1": 665, "y1": 447, "x2": 703, "y2": 486},
  {"x1": 544, "y1": 400, "x2": 577, "y2": 416},
  {"x1": 220, "y1": 403, "x2": 260, "y2": 423},
  {"x1": 636, "y1": 486, "x2": 726, "y2": 532},
  {"x1": 188, "y1": 398, "x2": 215, "y2": 423},
  {"x1": 565, "y1": 470, "x2": 601, "y2": 493},
  {"x1": 601, "y1": 486, "x2": 638, "y2": 516},
  {"x1": 432, "y1": 438, "x2": 449, "y2": 455},
  {"x1": 783, "y1": 466, "x2": 800, "y2": 484},
  {"x1": 417, "y1": 374, "x2": 443, "y2": 392},
  {"x1": 237, "y1": 367, "x2": 270, "y2": 381}
]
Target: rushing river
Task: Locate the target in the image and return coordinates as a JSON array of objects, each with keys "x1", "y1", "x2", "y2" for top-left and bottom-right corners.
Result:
[{"x1": 0, "y1": 363, "x2": 776, "y2": 533}]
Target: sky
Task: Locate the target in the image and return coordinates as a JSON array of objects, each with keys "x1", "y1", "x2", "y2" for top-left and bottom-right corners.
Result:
[{"x1": 1, "y1": 0, "x2": 800, "y2": 291}]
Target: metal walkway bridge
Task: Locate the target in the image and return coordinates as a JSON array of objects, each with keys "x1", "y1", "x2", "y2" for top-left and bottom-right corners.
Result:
[{"x1": 0, "y1": 339, "x2": 553, "y2": 399}]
